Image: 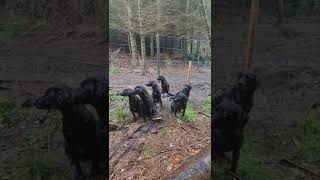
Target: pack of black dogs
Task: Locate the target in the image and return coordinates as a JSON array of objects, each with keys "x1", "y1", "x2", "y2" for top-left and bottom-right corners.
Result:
[
  {"x1": 119, "y1": 75, "x2": 192, "y2": 132},
  {"x1": 213, "y1": 72, "x2": 259, "y2": 175},
  {"x1": 33, "y1": 76, "x2": 107, "y2": 180}
]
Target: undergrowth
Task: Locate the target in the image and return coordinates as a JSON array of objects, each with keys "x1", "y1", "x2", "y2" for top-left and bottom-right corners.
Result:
[{"x1": 297, "y1": 106, "x2": 320, "y2": 162}]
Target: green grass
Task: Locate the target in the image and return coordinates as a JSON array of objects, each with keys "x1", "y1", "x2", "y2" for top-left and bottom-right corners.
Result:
[
  {"x1": 12, "y1": 152, "x2": 64, "y2": 180},
  {"x1": 109, "y1": 65, "x2": 118, "y2": 76},
  {"x1": 238, "y1": 132, "x2": 278, "y2": 180},
  {"x1": 112, "y1": 108, "x2": 129, "y2": 123},
  {"x1": 177, "y1": 105, "x2": 197, "y2": 123},
  {"x1": 0, "y1": 97, "x2": 20, "y2": 128},
  {"x1": 202, "y1": 96, "x2": 211, "y2": 113},
  {"x1": 0, "y1": 15, "x2": 22, "y2": 42},
  {"x1": 109, "y1": 90, "x2": 130, "y2": 123},
  {"x1": 297, "y1": 107, "x2": 320, "y2": 162}
]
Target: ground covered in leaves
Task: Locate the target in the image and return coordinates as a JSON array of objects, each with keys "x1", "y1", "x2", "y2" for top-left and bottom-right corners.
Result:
[{"x1": 108, "y1": 62, "x2": 211, "y2": 179}]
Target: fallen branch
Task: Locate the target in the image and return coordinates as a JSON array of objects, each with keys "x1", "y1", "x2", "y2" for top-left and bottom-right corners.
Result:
[
  {"x1": 152, "y1": 117, "x2": 162, "y2": 121},
  {"x1": 188, "y1": 124, "x2": 201, "y2": 131},
  {"x1": 109, "y1": 123, "x2": 122, "y2": 131},
  {"x1": 198, "y1": 111, "x2": 209, "y2": 118},
  {"x1": 227, "y1": 171, "x2": 242, "y2": 180},
  {"x1": 279, "y1": 158, "x2": 320, "y2": 177},
  {"x1": 111, "y1": 146, "x2": 132, "y2": 168},
  {"x1": 180, "y1": 125, "x2": 188, "y2": 132}
]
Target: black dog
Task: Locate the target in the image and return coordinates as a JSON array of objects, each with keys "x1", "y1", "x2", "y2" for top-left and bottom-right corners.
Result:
[
  {"x1": 170, "y1": 84, "x2": 192, "y2": 100},
  {"x1": 133, "y1": 85, "x2": 156, "y2": 121},
  {"x1": 120, "y1": 88, "x2": 142, "y2": 119},
  {"x1": 146, "y1": 80, "x2": 162, "y2": 107},
  {"x1": 213, "y1": 72, "x2": 259, "y2": 113},
  {"x1": 213, "y1": 98, "x2": 249, "y2": 173},
  {"x1": 75, "y1": 76, "x2": 107, "y2": 128},
  {"x1": 157, "y1": 75, "x2": 174, "y2": 96},
  {"x1": 170, "y1": 92, "x2": 188, "y2": 117},
  {"x1": 34, "y1": 85, "x2": 105, "y2": 180}
]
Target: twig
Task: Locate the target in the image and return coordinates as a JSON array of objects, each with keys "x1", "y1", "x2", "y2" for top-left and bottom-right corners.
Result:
[
  {"x1": 109, "y1": 123, "x2": 122, "y2": 131},
  {"x1": 111, "y1": 146, "x2": 132, "y2": 168},
  {"x1": 152, "y1": 117, "x2": 162, "y2": 121},
  {"x1": 279, "y1": 158, "x2": 320, "y2": 177},
  {"x1": 180, "y1": 125, "x2": 188, "y2": 132},
  {"x1": 198, "y1": 111, "x2": 209, "y2": 118},
  {"x1": 227, "y1": 171, "x2": 242, "y2": 180},
  {"x1": 187, "y1": 124, "x2": 201, "y2": 131}
]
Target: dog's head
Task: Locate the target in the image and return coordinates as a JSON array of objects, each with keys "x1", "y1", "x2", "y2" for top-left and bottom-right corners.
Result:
[
  {"x1": 183, "y1": 84, "x2": 192, "y2": 91},
  {"x1": 75, "y1": 77, "x2": 107, "y2": 103},
  {"x1": 133, "y1": 86, "x2": 147, "y2": 96},
  {"x1": 237, "y1": 73, "x2": 259, "y2": 93},
  {"x1": 146, "y1": 80, "x2": 157, "y2": 88},
  {"x1": 34, "y1": 85, "x2": 74, "y2": 109},
  {"x1": 120, "y1": 88, "x2": 134, "y2": 96},
  {"x1": 157, "y1": 76, "x2": 165, "y2": 83},
  {"x1": 173, "y1": 92, "x2": 188, "y2": 102}
]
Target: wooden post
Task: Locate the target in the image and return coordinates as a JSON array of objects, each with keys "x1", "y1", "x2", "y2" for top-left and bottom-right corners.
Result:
[
  {"x1": 245, "y1": 0, "x2": 259, "y2": 72},
  {"x1": 187, "y1": 61, "x2": 192, "y2": 84},
  {"x1": 156, "y1": 33, "x2": 160, "y2": 78},
  {"x1": 196, "y1": 40, "x2": 200, "y2": 71}
]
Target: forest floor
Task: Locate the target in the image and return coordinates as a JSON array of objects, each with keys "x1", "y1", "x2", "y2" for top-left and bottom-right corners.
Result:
[
  {"x1": 108, "y1": 61, "x2": 211, "y2": 179},
  {"x1": 0, "y1": 17, "x2": 106, "y2": 179},
  {"x1": 213, "y1": 10, "x2": 320, "y2": 180}
]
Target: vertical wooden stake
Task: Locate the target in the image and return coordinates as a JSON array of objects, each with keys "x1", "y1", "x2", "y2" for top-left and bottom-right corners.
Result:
[
  {"x1": 245, "y1": 0, "x2": 259, "y2": 72},
  {"x1": 156, "y1": 34, "x2": 160, "y2": 78},
  {"x1": 187, "y1": 61, "x2": 192, "y2": 84}
]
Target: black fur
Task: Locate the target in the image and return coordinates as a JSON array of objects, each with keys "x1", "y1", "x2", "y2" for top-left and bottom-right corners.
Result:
[
  {"x1": 120, "y1": 88, "x2": 142, "y2": 118},
  {"x1": 213, "y1": 98, "x2": 248, "y2": 173},
  {"x1": 34, "y1": 85, "x2": 106, "y2": 180},
  {"x1": 170, "y1": 84, "x2": 192, "y2": 100},
  {"x1": 146, "y1": 80, "x2": 162, "y2": 107},
  {"x1": 213, "y1": 73, "x2": 259, "y2": 113},
  {"x1": 133, "y1": 86, "x2": 156, "y2": 120},
  {"x1": 75, "y1": 76, "x2": 107, "y2": 128},
  {"x1": 170, "y1": 92, "x2": 188, "y2": 117},
  {"x1": 213, "y1": 73, "x2": 259, "y2": 174},
  {"x1": 157, "y1": 75, "x2": 174, "y2": 96}
]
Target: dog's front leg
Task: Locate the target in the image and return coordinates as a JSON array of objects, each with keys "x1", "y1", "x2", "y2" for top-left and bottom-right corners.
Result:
[{"x1": 230, "y1": 149, "x2": 240, "y2": 173}]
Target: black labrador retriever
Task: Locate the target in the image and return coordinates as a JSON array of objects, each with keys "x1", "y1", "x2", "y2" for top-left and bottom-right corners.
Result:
[
  {"x1": 213, "y1": 72, "x2": 259, "y2": 113},
  {"x1": 146, "y1": 80, "x2": 162, "y2": 107},
  {"x1": 170, "y1": 92, "x2": 188, "y2": 117},
  {"x1": 34, "y1": 85, "x2": 106, "y2": 180},
  {"x1": 120, "y1": 88, "x2": 142, "y2": 119},
  {"x1": 75, "y1": 76, "x2": 107, "y2": 128},
  {"x1": 133, "y1": 85, "x2": 156, "y2": 121},
  {"x1": 213, "y1": 98, "x2": 249, "y2": 173},
  {"x1": 157, "y1": 75, "x2": 174, "y2": 97}
]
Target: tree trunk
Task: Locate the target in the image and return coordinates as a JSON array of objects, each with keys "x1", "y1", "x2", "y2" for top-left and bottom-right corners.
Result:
[
  {"x1": 126, "y1": 0, "x2": 138, "y2": 66},
  {"x1": 200, "y1": 0, "x2": 211, "y2": 46},
  {"x1": 278, "y1": 0, "x2": 285, "y2": 24},
  {"x1": 138, "y1": 0, "x2": 147, "y2": 75},
  {"x1": 150, "y1": 35, "x2": 154, "y2": 57},
  {"x1": 157, "y1": 0, "x2": 160, "y2": 33}
]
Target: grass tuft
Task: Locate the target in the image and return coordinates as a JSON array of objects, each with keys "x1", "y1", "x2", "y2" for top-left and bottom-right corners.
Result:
[
  {"x1": 202, "y1": 96, "x2": 211, "y2": 113},
  {"x1": 177, "y1": 105, "x2": 197, "y2": 123},
  {"x1": 13, "y1": 152, "x2": 64, "y2": 180},
  {"x1": 297, "y1": 107, "x2": 320, "y2": 162},
  {"x1": 0, "y1": 98, "x2": 20, "y2": 127},
  {"x1": 109, "y1": 65, "x2": 118, "y2": 76}
]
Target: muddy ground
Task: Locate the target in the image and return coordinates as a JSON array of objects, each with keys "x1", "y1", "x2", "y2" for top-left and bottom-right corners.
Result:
[
  {"x1": 213, "y1": 10, "x2": 320, "y2": 179},
  {"x1": 108, "y1": 61, "x2": 211, "y2": 179},
  {"x1": 0, "y1": 24, "x2": 106, "y2": 179}
]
